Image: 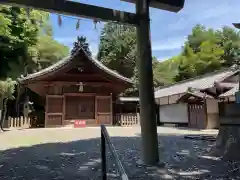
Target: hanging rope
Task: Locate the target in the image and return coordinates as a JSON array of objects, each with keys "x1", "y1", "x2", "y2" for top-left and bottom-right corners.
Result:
[
  {"x1": 93, "y1": 19, "x2": 99, "y2": 30},
  {"x1": 76, "y1": 19, "x2": 80, "y2": 30},
  {"x1": 58, "y1": 15, "x2": 62, "y2": 27}
]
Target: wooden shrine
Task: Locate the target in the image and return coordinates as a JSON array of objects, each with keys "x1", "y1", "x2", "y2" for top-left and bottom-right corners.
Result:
[
  {"x1": 18, "y1": 48, "x2": 132, "y2": 127},
  {"x1": 2, "y1": 0, "x2": 185, "y2": 164}
]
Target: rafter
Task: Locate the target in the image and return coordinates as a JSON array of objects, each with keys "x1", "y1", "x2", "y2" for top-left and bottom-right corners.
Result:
[{"x1": 0, "y1": 0, "x2": 139, "y2": 25}]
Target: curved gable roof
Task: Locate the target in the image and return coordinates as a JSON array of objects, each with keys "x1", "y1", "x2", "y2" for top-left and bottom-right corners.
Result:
[{"x1": 18, "y1": 47, "x2": 133, "y2": 84}]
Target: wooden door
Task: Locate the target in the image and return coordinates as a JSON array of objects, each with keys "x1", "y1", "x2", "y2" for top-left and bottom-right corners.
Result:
[
  {"x1": 64, "y1": 95, "x2": 95, "y2": 125},
  {"x1": 96, "y1": 96, "x2": 112, "y2": 125},
  {"x1": 45, "y1": 95, "x2": 64, "y2": 127},
  {"x1": 188, "y1": 103, "x2": 206, "y2": 129}
]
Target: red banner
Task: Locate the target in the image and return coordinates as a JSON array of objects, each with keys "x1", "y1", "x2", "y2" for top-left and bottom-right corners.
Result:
[{"x1": 74, "y1": 120, "x2": 86, "y2": 128}]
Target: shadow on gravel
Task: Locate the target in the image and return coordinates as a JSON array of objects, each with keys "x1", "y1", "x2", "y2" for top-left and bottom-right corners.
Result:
[{"x1": 0, "y1": 133, "x2": 239, "y2": 180}]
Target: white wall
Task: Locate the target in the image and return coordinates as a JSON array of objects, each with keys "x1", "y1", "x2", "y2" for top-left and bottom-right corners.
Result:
[
  {"x1": 206, "y1": 99, "x2": 218, "y2": 114},
  {"x1": 159, "y1": 103, "x2": 188, "y2": 123},
  {"x1": 206, "y1": 99, "x2": 219, "y2": 129},
  {"x1": 155, "y1": 93, "x2": 184, "y2": 105}
]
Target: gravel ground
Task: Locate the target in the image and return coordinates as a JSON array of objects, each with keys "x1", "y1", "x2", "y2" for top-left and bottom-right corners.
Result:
[{"x1": 0, "y1": 127, "x2": 239, "y2": 180}]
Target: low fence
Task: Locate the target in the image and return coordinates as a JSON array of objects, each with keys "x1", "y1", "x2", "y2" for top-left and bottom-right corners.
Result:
[
  {"x1": 3, "y1": 116, "x2": 31, "y2": 129},
  {"x1": 114, "y1": 113, "x2": 139, "y2": 126}
]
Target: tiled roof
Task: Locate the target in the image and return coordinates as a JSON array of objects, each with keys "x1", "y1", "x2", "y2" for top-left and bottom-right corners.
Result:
[
  {"x1": 219, "y1": 83, "x2": 238, "y2": 97},
  {"x1": 18, "y1": 47, "x2": 132, "y2": 84},
  {"x1": 176, "y1": 91, "x2": 213, "y2": 103},
  {"x1": 155, "y1": 68, "x2": 237, "y2": 99}
]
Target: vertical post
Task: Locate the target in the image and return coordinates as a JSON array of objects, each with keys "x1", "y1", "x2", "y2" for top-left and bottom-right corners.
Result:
[
  {"x1": 238, "y1": 70, "x2": 240, "y2": 91},
  {"x1": 23, "y1": 95, "x2": 29, "y2": 118},
  {"x1": 101, "y1": 129, "x2": 107, "y2": 180},
  {"x1": 136, "y1": 0, "x2": 159, "y2": 164}
]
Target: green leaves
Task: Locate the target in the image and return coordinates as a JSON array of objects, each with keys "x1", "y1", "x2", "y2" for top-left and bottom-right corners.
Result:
[
  {"x1": 0, "y1": 5, "x2": 69, "y2": 79},
  {"x1": 175, "y1": 25, "x2": 240, "y2": 82},
  {"x1": 0, "y1": 78, "x2": 16, "y2": 100},
  {"x1": 98, "y1": 22, "x2": 174, "y2": 95},
  {"x1": 37, "y1": 35, "x2": 69, "y2": 64},
  {"x1": 98, "y1": 23, "x2": 137, "y2": 79}
]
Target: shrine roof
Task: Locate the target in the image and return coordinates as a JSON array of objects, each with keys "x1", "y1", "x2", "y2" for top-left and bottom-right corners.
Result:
[{"x1": 18, "y1": 47, "x2": 132, "y2": 84}]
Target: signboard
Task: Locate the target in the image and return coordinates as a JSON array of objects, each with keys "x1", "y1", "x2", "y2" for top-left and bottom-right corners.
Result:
[
  {"x1": 74, "y1": 120, "x2": 86, "y2": 128},
  {"x1": 235, "y1": 91, "x2": 240, "y2": 104}
]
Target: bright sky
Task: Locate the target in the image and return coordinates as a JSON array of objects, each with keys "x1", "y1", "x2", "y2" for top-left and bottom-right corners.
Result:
[{"x1": 51, "y1": 0, "x2": 240, "y2": 61}]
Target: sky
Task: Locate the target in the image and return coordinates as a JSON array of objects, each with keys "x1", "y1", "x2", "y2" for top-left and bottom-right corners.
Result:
[{"x1": 51, "y1": 0, "x2": 240, "y2": 61}]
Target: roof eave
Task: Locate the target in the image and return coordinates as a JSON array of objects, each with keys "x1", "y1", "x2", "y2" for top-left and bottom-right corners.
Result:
[{"x1": 18, "y1": 47, "x2": 133, "y2": 85}]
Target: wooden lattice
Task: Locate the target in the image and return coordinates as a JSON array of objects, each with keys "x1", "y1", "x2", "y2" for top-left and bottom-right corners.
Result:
[{"x1": 114, "y1": 113, "x2": 139, "y2": 126}]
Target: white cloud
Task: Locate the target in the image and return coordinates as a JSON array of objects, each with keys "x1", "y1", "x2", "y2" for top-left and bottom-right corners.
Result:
[
  {"x1": 152, "y1": 41, "x2": 183, "y2": 51},
  {"x1": 55, "y1": 37, "x2": 76, "y2": 44},
  {"x1": 89, "y1": 43, "x2": 99, "y2": 59},
  {"x1": 157, "y1": 56, "x2": 173, "y2": 61},
  {"x1": 152, "y1": 37, "x2": 186, "y2": 51},
  {"x1": 166, "y1": 1, "x2": 239, "y2": 32}
]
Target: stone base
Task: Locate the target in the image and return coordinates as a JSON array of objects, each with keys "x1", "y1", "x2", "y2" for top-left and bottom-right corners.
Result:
[
  {"x1": 210, "y1": 126, "x2": 240, "y2": 161},
  {"x1": 136, "y1": 159, "x2": 165, "y2": 168}
]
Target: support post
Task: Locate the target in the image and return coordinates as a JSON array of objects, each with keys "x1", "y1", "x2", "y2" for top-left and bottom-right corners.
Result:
[
  {"x1": 136, "y1": 0, "x2": 159, "y2": 164},
  {"x1": 101, "y1": 130, "x2": 107, "y2": 180}
]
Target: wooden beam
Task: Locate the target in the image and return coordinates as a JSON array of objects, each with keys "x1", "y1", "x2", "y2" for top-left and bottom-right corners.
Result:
[
  {"x1": 64, "y1": 93, "x2": 95, "y2": 96},
  {"x1": 122, "y1": 0, "x2": 185, "y2": 12},
  {"x1": 42, "y1": 81, "x2": 115, "y2": 87},
  {"x1": 61, "y1": 73, "x2": 112, "y2": 82},
  {"x1": 0, "y1": 0, "x2": 138, "y2": 25}
]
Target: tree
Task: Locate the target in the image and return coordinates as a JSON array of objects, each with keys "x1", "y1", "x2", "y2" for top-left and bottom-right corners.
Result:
[
  {"x1": 71, "y1": 36, "x2": 91, "y2": 57},
  {"x1": 186, "y1": 24, "x2": 219, "y2": 53},
  {"x1": 0, "y1": 6, "x2": 69, "y2": 79},
  {"x1": 98, "y1": 22, "x2": 164, "y2": 95},
  {"x1": 0, "y1": 78, "x2": 16, "y2": 131},
  {"x1": 216, "y1": 27, "x2": 240, "y2": 66},
  {"x1": 174, "y1": 25, "x2": 240, "y2": 82},
  {"x1": 98, "y1": 23, "x2": 137, "y2": 79},
  {"x1": 36, "y1": 35, "x2": 69, "y2": 70},
  {"x1": 153, "y1": 56, "x2": 180, "y2": 86},
  {"x1": 175, "y1": 41, "x2": 224, "y2": 81}
]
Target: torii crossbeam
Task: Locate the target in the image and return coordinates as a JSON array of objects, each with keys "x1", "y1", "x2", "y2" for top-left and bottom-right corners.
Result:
[{"x1": 0, "y1": 0, "x2": 185, "y2": 165}]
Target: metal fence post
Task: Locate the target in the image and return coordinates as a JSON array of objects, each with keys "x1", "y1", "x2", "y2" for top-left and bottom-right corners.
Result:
[{"x1": 101, "y1": 129, "x2": 107, "y2": 180}]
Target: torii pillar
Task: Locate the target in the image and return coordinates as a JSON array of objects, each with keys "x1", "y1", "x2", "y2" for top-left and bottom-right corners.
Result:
[
  {"x1": 136, "y1": 0, "x2": 159, "y2": 164},
  {"x1": 134, "y1": 0, "x2": 185, "y2": 164}
]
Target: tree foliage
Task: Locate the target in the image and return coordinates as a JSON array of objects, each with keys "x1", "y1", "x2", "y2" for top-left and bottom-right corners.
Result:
[
  {"x1": 0, "y1": 5, "x2": 69, "y2": 79},
  {"x1": 71, "y1": 36, "x2": 91, "y2": 57},
  {"x1": 98, "y1": 23, "x2": 164, "y2": 95},
  {"x1": 36, "y1": 35, "x2": 69, "y2": 70},
  {"x1": 98, "y1": 23, "x2": 137, "y2": 79},
  {"x1": 0, "y1": 78, "x2": 16, "y2": 102},
  {"x1": 0, "y1": 78, "x2": 16, "y2": 130},
  {"x1": 174, "y1": 24, "x2": 240, "y2": 81}
]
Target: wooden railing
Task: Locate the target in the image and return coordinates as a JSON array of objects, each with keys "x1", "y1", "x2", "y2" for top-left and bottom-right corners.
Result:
[
  {"x1": 101, "y1": 125, "x2": 129, "y2": 180},
  {"x1": 3, "y1": 116, "x2": 31, "y2": 129},
  {"x1": 114, "y1": 113, "x2": 139, "y2": 126}
]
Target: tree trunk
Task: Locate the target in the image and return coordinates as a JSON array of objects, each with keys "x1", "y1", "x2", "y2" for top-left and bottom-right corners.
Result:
[
  {"x1": 0, "y1": 98, "x2": 8, "y2": 131},
  {"x1": 210, "y1": 126, "x2": 240, "y2": 160}
]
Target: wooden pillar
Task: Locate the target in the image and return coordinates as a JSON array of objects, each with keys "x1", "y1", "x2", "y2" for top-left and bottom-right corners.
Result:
[
  {"x1": 23, "y1": 95, "x2": 29, "y2": 118},
  {"x1": 136, "y1": 0, "x2": 159, "y2": 164}
]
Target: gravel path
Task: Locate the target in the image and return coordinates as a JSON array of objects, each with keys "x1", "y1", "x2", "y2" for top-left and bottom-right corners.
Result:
[{"x1": 0, "y1": 127, "x2": 239, "y2": 180}]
